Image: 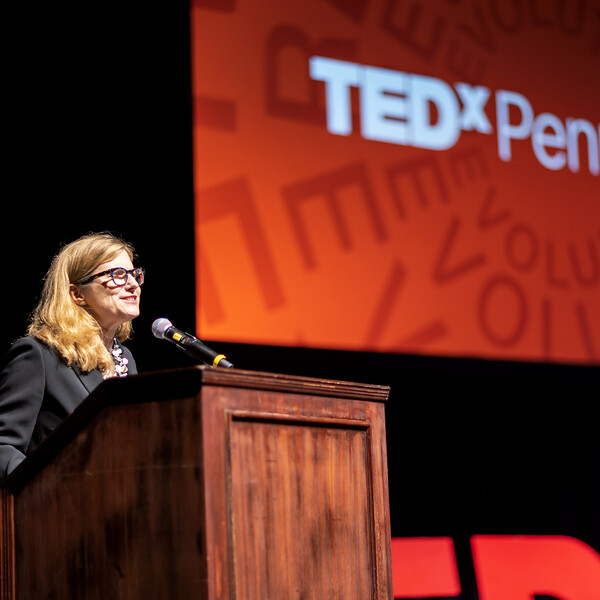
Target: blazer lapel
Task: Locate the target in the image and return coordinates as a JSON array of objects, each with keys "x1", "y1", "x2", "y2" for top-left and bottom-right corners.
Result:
[{"x1": 73, "y1": 365, "x2": 105, "y2": 395}]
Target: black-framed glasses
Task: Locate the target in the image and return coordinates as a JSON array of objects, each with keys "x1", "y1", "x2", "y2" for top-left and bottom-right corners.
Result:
[{"x1": 77, "y1": 267, "x2": 145, "y2": 287}]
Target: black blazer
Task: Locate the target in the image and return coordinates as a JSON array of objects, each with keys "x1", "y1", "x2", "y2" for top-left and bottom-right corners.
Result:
[{"x1": 0, "y1": 336, "x2": 137, "y2": 479}]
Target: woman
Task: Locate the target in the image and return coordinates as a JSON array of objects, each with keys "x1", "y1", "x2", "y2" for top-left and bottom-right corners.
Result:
[{"x1": 0, "y1": 232, "x2": 143, "y2": 479}]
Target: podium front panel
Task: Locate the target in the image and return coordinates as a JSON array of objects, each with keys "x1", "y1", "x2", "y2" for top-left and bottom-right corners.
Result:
[{"x1": 201, "y1": 385, "x2": 392, "y2": 599}]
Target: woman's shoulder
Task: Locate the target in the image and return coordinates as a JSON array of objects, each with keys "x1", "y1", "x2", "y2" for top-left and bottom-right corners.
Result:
[
  {"x1": 4, "y1": 336, "x2": 59, "y2": 364},
  {"x1": 6, "y1": 336, "x2": 39, "y2": 354},
  {"x1": 1, "y1": 337, "x2": 46, "y2": 378},
  {"x1": 10, "y1": 335, "x2": 38, "y2": 346},
  {"x1": 8, "y1": 336, "x2": 49, "y2": 352}
]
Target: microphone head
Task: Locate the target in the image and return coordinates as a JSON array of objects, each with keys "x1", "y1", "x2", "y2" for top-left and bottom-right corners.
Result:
[{"x1": 152, "y1": 318, "x2": 173, "y2": 339}]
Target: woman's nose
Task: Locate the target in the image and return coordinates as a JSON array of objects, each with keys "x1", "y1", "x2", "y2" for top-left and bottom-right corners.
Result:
[{"x1": 125, "y1": 275, "x2": 140, "y2": 290}]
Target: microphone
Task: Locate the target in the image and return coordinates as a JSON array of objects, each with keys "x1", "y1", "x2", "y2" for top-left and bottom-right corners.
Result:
[{"x1": 151, "y1": 318, "x2": 234, "y2": 368}]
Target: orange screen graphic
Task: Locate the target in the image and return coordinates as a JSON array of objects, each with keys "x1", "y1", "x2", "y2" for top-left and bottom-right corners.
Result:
[{"x1": 191, "y1": 0, "x2": 600, "y2": 365}]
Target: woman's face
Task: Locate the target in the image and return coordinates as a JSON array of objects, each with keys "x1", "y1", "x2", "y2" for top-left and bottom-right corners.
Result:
[{"x1": 70, "y1": 249, "x2": 141, "y2": 338}]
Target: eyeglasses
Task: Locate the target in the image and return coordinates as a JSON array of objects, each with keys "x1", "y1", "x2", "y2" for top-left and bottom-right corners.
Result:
[{"x1": 77, "y1": 267, "x2": 145, "y2": 287}]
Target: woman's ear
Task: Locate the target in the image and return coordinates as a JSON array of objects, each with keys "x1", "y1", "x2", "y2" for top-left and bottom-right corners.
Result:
[{"x1": 69, "y1": 284, "x2": 87, "y2": 306}]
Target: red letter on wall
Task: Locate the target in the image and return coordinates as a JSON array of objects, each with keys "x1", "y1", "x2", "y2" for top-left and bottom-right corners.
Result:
[
  {"x1": 471, "y1": 535, "x2": 600, "y2": 600},
  {"x1": 391, "y1": 536, "x2": 461, "y2": 598}
]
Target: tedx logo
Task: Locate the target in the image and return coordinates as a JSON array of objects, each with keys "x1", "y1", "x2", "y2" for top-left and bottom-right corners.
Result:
[{"x1": 310, "y1": 56, "x2": 600, "y2": 176}]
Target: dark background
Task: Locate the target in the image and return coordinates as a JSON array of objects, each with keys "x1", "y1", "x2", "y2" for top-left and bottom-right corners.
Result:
[{"x1": 5, "y1": 3, "x2": 599, "y2": 593}]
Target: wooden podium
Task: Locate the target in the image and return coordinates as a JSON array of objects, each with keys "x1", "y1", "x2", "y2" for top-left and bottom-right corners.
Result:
[{"x1": 1, "y1": 367, "x2": 392, "y2": 599}]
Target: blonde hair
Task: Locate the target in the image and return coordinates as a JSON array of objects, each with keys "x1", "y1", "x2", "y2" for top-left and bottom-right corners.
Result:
[{"x1": 27, "y1": 232, "x2": 137, "y2": 375}]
